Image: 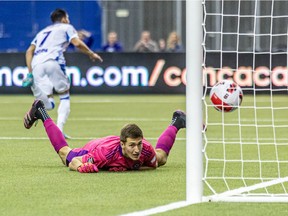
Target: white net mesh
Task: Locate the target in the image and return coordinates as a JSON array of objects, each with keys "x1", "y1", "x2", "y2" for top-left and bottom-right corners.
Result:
[{"x1": 203, "y1": 0, "x2": 288, "y2": 200}]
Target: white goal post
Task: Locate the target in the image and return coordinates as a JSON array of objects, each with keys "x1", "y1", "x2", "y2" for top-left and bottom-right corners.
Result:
[
  {"x1": 190, "y1": 0, "x2": 288, "y2": 202},
  {"x1": 186, "y1": 0, "x2": 203, "y2": 204},
  {"x1": 120, "y1": 1, "x2": 288, "y2": 215}
]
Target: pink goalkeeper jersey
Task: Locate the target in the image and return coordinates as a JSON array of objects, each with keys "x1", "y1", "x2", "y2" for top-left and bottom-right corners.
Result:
[{"x1": 75, "y1": 136, "x2": 157, "y2": 170}]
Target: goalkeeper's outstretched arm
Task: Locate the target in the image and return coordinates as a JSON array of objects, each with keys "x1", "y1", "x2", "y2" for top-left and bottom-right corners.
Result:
[{"x1": 69, "y1": 156, "x2": 98, "y2": 173}]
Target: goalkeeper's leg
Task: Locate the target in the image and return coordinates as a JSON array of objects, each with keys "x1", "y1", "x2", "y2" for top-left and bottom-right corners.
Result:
[
  {"x1": 44, "y1": 118, "x2": 71, "y2": 165},
  {"x1": 24, "y1": 100, "x2": 70, "y2": 165},
  {"x1": 155, "y1": 110, "x2": 186, "y2": 166}
]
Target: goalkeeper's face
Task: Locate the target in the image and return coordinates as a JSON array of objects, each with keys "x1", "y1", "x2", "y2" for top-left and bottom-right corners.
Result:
[{"x1": 121, "y1": 137, "x2": 143, "y2": 161}]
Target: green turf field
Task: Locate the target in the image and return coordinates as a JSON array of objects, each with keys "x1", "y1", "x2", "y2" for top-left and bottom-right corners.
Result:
[{"x1": 1, "y1": 95, "x2": 288, "y2": 216}]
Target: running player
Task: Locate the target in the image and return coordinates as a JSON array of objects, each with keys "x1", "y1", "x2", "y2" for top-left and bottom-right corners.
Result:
[
  {"x1": 23, "y1": 100, "x2": 186, "y2": 173},
  {"x1": 22, "y1": 8, "x2": 102, "y2": 139}
]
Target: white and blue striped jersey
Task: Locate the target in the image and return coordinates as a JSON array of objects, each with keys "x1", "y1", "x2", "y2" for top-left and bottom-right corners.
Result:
[{"x1": 31, "y1": 22, "x2": 78, "y2": 68}]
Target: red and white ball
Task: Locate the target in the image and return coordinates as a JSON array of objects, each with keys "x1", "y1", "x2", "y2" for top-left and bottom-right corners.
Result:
[{"x1": 210, "y1": 80, "x2": 243, "y2": 112}]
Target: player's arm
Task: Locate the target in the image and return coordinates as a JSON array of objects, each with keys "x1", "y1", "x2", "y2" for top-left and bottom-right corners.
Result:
[
  {"x1": 70, "y1": 37, "x2": 103, "y2": 62},
  {"x1": 69, "y1": 156, "x2": 83, "y2": 171},
  {"x1": 69, "y1": 156, "x2": 98, "y2": 173},
  {"x1": 25, "y1": 44, "x2": 35, "y2": 73},
  {"x1": 22, "y1": 44, "x2": 36, "y2": 87}
]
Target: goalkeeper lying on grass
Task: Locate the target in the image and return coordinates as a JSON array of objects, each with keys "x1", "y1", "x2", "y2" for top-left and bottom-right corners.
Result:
[{"x1": 23, "y1": 100, "x2": 186, "y2": 173}]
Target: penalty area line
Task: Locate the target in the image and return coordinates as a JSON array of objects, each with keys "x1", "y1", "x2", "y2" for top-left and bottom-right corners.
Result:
[{"x1": 118, "y1": 201, "x2": 191, "y2": 216}]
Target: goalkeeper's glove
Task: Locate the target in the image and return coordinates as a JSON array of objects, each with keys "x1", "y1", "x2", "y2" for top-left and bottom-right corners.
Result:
[
  {"x1": 77, "y1": 163, "x2": 98, "y2": 173},
  {"x1": 109, "y1": 167, "x2": 127, "y2": 172},
  {"x1": 22, "y1": 73, "x2": 34, "y2": 87}
]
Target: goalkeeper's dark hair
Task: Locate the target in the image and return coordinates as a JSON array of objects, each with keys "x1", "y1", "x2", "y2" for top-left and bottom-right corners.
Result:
[
  {"x1": 120, "y1": 124, "x2": 143, "y2": 142},
  {"x1": 50, "y1": 9, "x2": 67, "y2": 23}
]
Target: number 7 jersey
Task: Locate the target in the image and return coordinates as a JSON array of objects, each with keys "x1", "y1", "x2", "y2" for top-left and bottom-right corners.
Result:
[{"x1": 31, "y1": 23, "x2": 78, "y2": 68}]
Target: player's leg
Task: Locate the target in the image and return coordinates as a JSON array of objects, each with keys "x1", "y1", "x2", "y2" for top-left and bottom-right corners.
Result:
[
  {"x1": 23, "y1": 99, "x2": 71, "y2": 165},
  {"x1": 155, "y1": 110, "x2": 186, "y2": 166},
  {"x1": 46, "y1": 61, "x2": 71, "y2": 137},
  {"x1": 57, "y1": 91, "x2": 71, "y2": 138},
  {"x1": 31, "y1": 64, "x2": 55, "y2": 110}
]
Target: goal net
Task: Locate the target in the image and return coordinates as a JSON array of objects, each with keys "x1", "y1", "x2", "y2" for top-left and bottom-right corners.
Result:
[{"x1": 202, "y1": 0, "x2": 288, "y2": 202}]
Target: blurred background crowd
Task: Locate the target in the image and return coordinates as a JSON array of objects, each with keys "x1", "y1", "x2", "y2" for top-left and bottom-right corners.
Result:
[
  {"x1": 0, "y1": 0, "x2": 286, "y2": 53},
  {"x1": 0, "y1": 1, "x2": 186, "y2": 53}
]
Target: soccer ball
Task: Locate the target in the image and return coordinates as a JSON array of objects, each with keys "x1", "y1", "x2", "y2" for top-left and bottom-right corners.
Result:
[{"x1": 210, "y1": 80, "x2": 243, "y2": 112}]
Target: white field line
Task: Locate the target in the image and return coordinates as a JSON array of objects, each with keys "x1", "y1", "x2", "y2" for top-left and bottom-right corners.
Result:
[
  {"x1": 118, "y1": 201, "x2": 192, "y2": 216},
  {"x1": 1, "y1": 136, "x2": 288, "y2": 142},
  {"x1": 2, "y1": 136, "x2": 288, "y2": 142},
  {"x1": 0, "y1": 137, "x2": 186, "y2": 141},
  {"x1": 0, "y1": 97, "x2": 278, "y2": 104},
  {"x1": 0, "y1": 99, "x2": 185, "y2": 104},
  {"x1": 73, "y1": 100, "x2": 184, "y2": 104},
  {"x1": 0, "y1": 117, "x2": 168, "y2": 122},
  {"x1": 2, "y1": 117, "x2": 288, "y2": 122}
]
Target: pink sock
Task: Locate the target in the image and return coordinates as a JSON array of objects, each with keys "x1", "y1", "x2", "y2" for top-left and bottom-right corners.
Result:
[
  {"x1": 44, "y1": 119, "x2": 68, "y2": 152},
  {"x1": 155, "y1": 125, "x2": 178, "y2": 155}
]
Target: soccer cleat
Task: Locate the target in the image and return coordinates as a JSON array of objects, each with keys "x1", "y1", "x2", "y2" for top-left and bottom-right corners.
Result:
[
  {"x1": 22, "y1": 73, "x2": 34, "y2": 87},
  {"x1": 170, "y1": 110, "x2": 186, "y2": 130},
  {"x1": 23, "y1": 100, "x2": 44, "y2": 129}
]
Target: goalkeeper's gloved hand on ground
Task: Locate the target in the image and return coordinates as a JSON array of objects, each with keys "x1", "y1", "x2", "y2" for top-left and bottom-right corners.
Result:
[
  {"x1": 22, "y1": 73, "x2": 34, "y2": 87},
  {"x1": 109, "y1": 167, "x2": 127, "y2": 172},
  {"x1": 77, "y1": 163, "x2": 99, "y2": 173}
]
